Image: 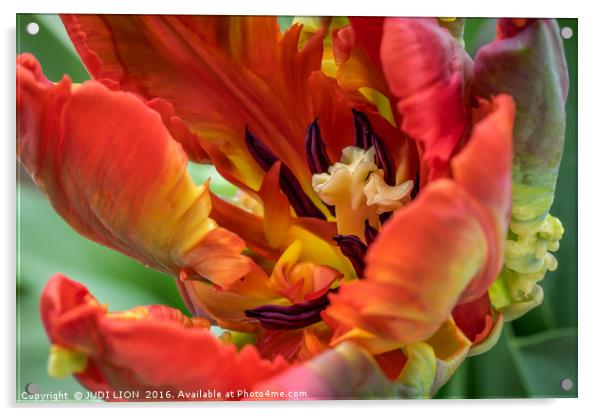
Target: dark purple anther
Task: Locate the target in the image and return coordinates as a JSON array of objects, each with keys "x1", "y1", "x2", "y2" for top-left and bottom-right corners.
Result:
[
  {"x1": 333, "y1": 234, "x2": 367, "y2": 278},
  {"x1": 411, "y1": 173, "x2": 420, "y2": 200},
  {"x1": 379, "y1": 212, "x2": 392, "y2": 225},
  {"x1": 364, "y1": 220, "x2": 378, "y2": 245},
  {"x1": 351, "y1": 110, "x2": 395, "y2": 186},
  {"x1": 245, "y1": 126, "x2": 325, "y2": 220},
  {"x1": 244, "y1": 292, "x2": 331, "y2": 330},
  {"x1": 352, "y1": 109, "x2": 373, "y2": 149},
  {"x1": 371, "y1": 132, "x2": 396, "y2": 186},
  {"x1": 305, "y1": 119, "x2": 332, "y2": 175},
  {"x1": 244, "y1": 125, "x2": 277, "y2": 170}
]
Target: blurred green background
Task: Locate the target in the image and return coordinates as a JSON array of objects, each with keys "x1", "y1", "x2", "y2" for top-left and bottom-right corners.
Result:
[{"x1": 16, "y1": 15, "x2": 577, "y2": 401}]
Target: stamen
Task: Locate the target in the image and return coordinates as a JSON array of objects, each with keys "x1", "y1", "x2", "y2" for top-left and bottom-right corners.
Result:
[
  {"x1": 305, "y1": 119, "x2": 332, "y2": 175},
  {"x1": 312, "y1": 146, "x2": 413, "y2": 238},
  {"x1": 352, "y1": 108, "x2": 372, "y2": 149},
  {"x1": 352, "y1": 109, "x2": 395, "y2": 185},
  {"x1": 379, "y1": 211, "x2": 392, "y2": 225},
  {"x1": 371, "y1": 131, "x2": 396, "y2": 186},
  {"x1": 244, "y1": 125, "x2": 277, "y2": 170},
  {"x1": 244, "y1": 292, "x2": 331, "y2": 330},
  {"x1": 333, "y1": 235, "x2": 367, "y2": 277},
  {"x1": 364, "y1": 220, "x2": 378, "y2": 245},
  {"x1": 245, "y1": 127, "x2": 325, "y2": 220},
  {"x1": 411, "y1": 173, "x2": 420, "y2": 200}
]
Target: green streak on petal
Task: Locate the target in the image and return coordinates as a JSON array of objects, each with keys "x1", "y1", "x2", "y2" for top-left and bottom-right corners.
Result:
[
  {"x1": 473, "y1": 19, "x2": 568, "y2": 320},
  {"x1": 187, "y1": 162, "x2": 237, "y2": 198},
  {"x1": 229, "y1": 331, "x2": 256, "y2": 350},
  {"x1": 396, "y1": 343, "x2": 437, "y2": 399},
  {"x1": 305, "y1": 342, "x2": 392, "y2": 398},
  {"x1": 438, "y1": 18, "x2": 466, "y2": 48},
  {"x1": 359, "y1": 87, "x2": 397, "y2": 126},
  {"x1": 490, "y1": 269, "x2": 545, "y2": 322}
]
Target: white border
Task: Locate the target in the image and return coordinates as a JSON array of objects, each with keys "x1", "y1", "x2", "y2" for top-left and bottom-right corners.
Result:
[{"x1": 2, "y1": 1, "x2": 596, "y2": 415}]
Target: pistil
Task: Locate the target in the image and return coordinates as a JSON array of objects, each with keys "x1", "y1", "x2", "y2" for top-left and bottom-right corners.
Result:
[{"x1": 312, "y1": 146, "x2": 413, "y2": 239}]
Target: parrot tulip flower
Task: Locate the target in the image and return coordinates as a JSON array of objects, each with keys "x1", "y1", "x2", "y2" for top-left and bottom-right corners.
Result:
[{"x1": 17, "y1": 15, "x2": 568, "y2": 400}]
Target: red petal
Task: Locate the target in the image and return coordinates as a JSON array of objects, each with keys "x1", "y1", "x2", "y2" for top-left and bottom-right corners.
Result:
[
  {"x1": 348, "y1": 17, "x2": 385, "y2": 70},
  {"x1": 451, "y1": 292, "x2": 494, "y2": 343},
  {"x1": 258, "y1": 162, "x2": 293, "y2": 248},
  {"x1": 380, "y1": 17, "x2": 470, "y2": 182},
  {"x1": 373, "y1": 348, "x2": 407, "y2": 380},
  {"x1": 41, "y1": 274, "x2": 288, "y2": 400}
]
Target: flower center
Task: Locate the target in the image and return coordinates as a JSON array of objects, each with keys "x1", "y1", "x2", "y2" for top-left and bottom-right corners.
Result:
[{"x1": 312, "y1": 146, "x2": 413, "y2": 239}]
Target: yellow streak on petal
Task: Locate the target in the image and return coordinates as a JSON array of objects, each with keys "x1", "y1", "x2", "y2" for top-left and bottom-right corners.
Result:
[
  {"x1": 107, "y1": 306, "x2": 150, "y2": 321},
  {"x1": 288, "y1": 226, "x2": 356, "y2": 279},
  {"x1": 358, "y1": 87, "x2": 396, "y2": 126},
  {"x1": 330, "y1": 327, "x2": 404, "y2": 355},
  {"x1": 426, "y1": 319, "x2": 471, "y2": 394},
  {"x1": 47, "y1": 344, "x2": 88, "y2": 378}
]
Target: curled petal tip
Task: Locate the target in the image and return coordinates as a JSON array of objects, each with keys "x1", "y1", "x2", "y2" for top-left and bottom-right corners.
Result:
[{"x1": 41, "y1": 275, "x2": 289, "y2": 398}]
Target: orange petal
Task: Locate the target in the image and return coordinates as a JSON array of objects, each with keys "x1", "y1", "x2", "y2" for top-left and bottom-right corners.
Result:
[
  {"x1": 258, "y1": 162, "x2": 293, "y2": 248},
  {"x1": 178, "y1": 263, "x2": 282, "y2": 332},
  {"x1": 41, "y1": 274, "x2": 289, "y2": 400},
  {"x1": 325, "y1": 95, "x2": 514, "y2": 349},
  {"x1": 17, "y1": 54, "x2": 250, "y2": 288},
  {"x1": 325, "y1": 180, "x2": 489, "y2": 348},
  {"x1": 60, "y1": 15, "x2": 325, "y2": 199},
  {"x1": 451, "y1": 94, "x2": 515, "y2": 302},
  {"x1": 210, "y1": 191, "x2": 355, "y2": 282},
  {"x1": 210, "y1": 194, "x2": 277, "y2": 260}
]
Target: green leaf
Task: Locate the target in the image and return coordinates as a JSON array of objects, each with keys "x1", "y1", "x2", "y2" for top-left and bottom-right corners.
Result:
[
  {"x1": 434, "y1": 359, "x2": 469, "y2": 399},
  {"x1": 466, "y1": 328, "x2": 528, "y2": 398},
  {"x1": 277, "y1": 16, "x2": 295, "y2": 32},
  {"x1": 17, "y1": 14, "x2": 89, "y2": 82},
  {"x1": 507, "y1": 328, "x2": 577, "y2": 397},
  {"x1": 187, "y1": 163, "x2": 238, "y2": 198},
  {"x1": 544, "y1": 18, "x2": 578, "y2": 330}
]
